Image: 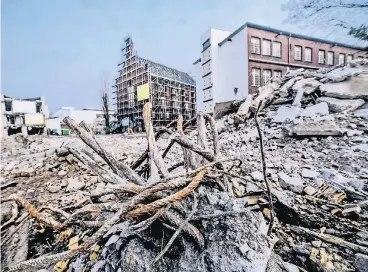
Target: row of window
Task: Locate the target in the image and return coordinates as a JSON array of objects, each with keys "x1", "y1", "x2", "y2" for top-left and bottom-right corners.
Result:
[
  {"x1": 251, "y1": 37, "x2": 281, "y2": 57},
  {"x1": 250, "y1": 36, "x2": 359, "y2": 65},
  {"x1": 295, "y1": 46, "x2": 354, "y2": 65},
  {"x1": 251, "y1": 69, "x2": 281, "y2": 87}
]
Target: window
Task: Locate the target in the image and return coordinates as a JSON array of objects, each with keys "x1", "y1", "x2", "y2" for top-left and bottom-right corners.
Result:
[
  {"x1": 339, "y1": 53, "x2": 345, "y2": 65},
  {"x1": 263, "y1": 70, "x2": 272, "y2": 86},
  {"x1": 272, "y1": 41, "x2": 281, "y2": 57},
  {"x1": 202, "y1": 39, "x2": 210, "y2": 51},
  {"x1": 347, "y1": 54, "x2": 353, "y2": 62},
  {"x1": 318, "y1": 50, "x2": 325, "y2": 64},
  {"x1": 251, "y1": 68, "x2": 261, "y2": 86},
  {"x1": 251, "y1": 37, "x2": 261, "y2": 54},
  {"x1": 294, "y1": 46, "x2": 302, "y2": 60},
  {"x1": 274, "y1": 71, "x2": 282, "y2": 78},
  {"x1": 262, "y1": 39, "x2": 271, "y2": 56},
  {"x1": 327, "y1": 51, "x2": 334, "y2": 65},
  {"x1": 305, "y1": 48, "x2": 312, "y2": 62},
  {"x1": 36, "y1": 102, "x2": 42, "y2": 113},
  {"x1": 5, "y1": 101, "x2": 12, "y2": 111}
]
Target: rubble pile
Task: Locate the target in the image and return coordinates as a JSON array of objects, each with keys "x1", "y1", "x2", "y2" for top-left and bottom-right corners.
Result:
[
  {"x1": 216, "y1": 58, "x2": 368, "y2": 271},
  {"x1": 1, "y1": 59, "x2": 367, "y2": 272}
]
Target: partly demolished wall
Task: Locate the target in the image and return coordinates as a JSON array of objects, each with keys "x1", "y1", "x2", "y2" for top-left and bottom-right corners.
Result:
[{"x1": 1, "y1": 95, "x2": 49, "y2": 137}]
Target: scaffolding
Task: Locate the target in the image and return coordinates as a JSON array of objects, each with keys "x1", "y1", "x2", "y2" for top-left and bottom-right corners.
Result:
[{"x1": 113, "y1": 37, "x2": 196, "y2": 132}]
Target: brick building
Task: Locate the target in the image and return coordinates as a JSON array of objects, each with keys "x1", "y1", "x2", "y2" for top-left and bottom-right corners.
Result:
[{"x1": 193, "y1": 22, "x2": 367, "y2": 114}]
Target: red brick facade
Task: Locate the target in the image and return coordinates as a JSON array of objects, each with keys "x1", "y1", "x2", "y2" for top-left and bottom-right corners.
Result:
[{"x1": 247, "y1": 27, "x2": 367, "y2": 94}]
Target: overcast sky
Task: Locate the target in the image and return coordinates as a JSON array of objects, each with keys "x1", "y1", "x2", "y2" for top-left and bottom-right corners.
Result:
[{"x1": 2, "y1": 0, "x2": 365, "y2": 112}]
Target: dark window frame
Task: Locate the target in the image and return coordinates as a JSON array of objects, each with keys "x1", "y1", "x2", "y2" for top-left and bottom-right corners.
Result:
[
  {"x1": 202, "y1": 39, "x2": 211, "y2": 51},
  {"x1": 4, "y1": 100, "x2": 12, "y2": 111}
]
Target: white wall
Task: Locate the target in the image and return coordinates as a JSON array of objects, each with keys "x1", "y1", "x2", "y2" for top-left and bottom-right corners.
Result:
[
  {"x1": 12, "y1": 100, "x2": 36, "y2": 113},
  {"x1": 52, "y1": 108, "x2": 116, "y2": 124},
  {"x1": 194, "y1": 61, "x2": 204, "y2": 112},
  {"x1": 46, "y1": 118, "x2": 61, "y2": 135},
  {"x1": 217, "y1": 27, "x2": 249, "y2": 103}
]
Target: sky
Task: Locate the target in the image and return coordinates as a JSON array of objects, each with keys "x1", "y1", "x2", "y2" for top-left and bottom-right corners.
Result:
[{"x1": 2, "y1": 0, "x2": 365, "y2": 113}]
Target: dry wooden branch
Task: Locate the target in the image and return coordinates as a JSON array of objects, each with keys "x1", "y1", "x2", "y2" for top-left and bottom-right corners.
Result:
[
  {"x1": 0, "y1": 202, "x2": 18, "y2": 230},
  {"x1": 203, "y1": 114, "x2": 219, "y2": 157},
  {"x1": 254, "y1": 103, "x2": 275, "y2": 236},
  {"x1": 143, "y1": 103, "x2": 169, "y2": 179},
  {"x1": 150, "y1": 193, "x2": 198, "y2": 268},
  {"x1": 64, "y1": 117, "x2": 144, "y2": 185},
  {"x1": 290, "y1": 226, "x2": 368, "y2": 255},
  {"x1": 9, "y1": 194, "x2": 62, "y2": 231}
]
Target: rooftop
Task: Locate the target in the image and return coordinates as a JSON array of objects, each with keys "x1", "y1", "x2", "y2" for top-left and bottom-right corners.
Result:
[
  {"x1": 218, "y1": 22, "x2": 368, "y2": 50},
  {"x1": 138, "y1": 57, "x2": 195, "y2": 86}
]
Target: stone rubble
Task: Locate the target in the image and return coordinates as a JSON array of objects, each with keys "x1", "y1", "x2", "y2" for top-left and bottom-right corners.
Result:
[{"x1": 1, "y1": 59, "x2": 367, "y2": 272}]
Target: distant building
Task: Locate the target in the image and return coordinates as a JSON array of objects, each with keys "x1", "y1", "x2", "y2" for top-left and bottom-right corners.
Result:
[
  {"x1": 193, "y1": 22, "x2": 367, "y2": 114},
  {"x1": 113, "y1": 37, "x2": 196, "y2": 132},
  {"x1": 1, "y1": 95, "x2": 49, "y2": 136},
  {"x1": 51, "y1": 107, "x2": 117, "y2": 135}
]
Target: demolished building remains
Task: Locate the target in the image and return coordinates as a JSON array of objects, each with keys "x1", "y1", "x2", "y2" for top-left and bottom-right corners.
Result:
[
  {"x1": 1, "y1": 59, "x2": 368, "y2": 272},
  {"x1": 114, "y1": 37, "x2": 196, "y2": 132},
  {"x1": 0, "y1": 95, "x2": 49, "y2": 137}
]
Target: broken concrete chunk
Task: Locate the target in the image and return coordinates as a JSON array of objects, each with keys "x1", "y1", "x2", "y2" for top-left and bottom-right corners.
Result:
[
  {"x1": 301, "y1": 169, "x2": 320, "y2": 179},
  {"x1": 288, "y1": 119, "x2": 342, "y2": 137},
  {"x1": 66, "y1": 177, "x2": 85, "y2": 192},
  {"x1": 250, "y1": 171, "x2": 263, "y2": 182},
  {"x1": 354, "y1": 108, "x2": 368, "y2": 119},
  {"x1": 320, "y1": 73, "x2": 368, "y2": 100},
  {"x1": 299, "y1": 102, "x2": 329, "y2": 118},
  {"x1": 272, "y1": 106, "x2": 301, "y2": 123},
  {"x1": 311, "y1": 240, "x2": 322, "y2": 248},
  {"x1": 346, "y1": 129, "x2": 364, "y2": 137},
  {"x1": 352, "y1": 144, "x2": 368, "y2": 153},
  {"x1": 303, "y1": 186, "x2": 317, "y2": 196},
  {"x1": 325, "y1": 67, "x2": 363, "y2": 82},
  {"x1": 355, "y1": 253, "x2": 368, "y2": 272},
  {"x1": 242, "y1": 129, "x2": 259, "y2": 143},
  {"x1": 277, "y1": 172, "x2": 304, "y2": 193},
  {"x1": 342, "y1": 204, "x2": 361, "y2": 216},
  {"x1": 316, "y1": 97, "x2": 365, "y2": 113},
  {"x1": 48, "y1": 185, "x2": 62, "y2": 193}
]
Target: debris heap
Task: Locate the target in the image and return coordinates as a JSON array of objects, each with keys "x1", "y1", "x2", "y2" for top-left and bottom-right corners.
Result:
[{"x1": 1, "y1": 59, "x2": 368, "y2": 272}]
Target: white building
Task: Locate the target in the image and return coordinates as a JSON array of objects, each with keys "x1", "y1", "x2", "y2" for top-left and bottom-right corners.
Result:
[
  {"x1": 52, "y1": 107, "x2": 115, "y2": 124},
  {"x1": 1, "y1": 95, "x2": 49, "y2": 136},
  {"x1": 193, "y1": 28, "x2": 248, "y2": 114}
]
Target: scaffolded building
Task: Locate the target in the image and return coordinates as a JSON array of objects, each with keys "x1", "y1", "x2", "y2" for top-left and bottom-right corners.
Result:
[{"x1": 113, "y1": 37, "x2": 196, "y2": 132}]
